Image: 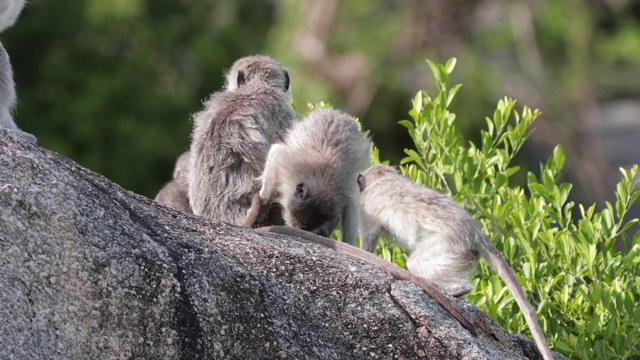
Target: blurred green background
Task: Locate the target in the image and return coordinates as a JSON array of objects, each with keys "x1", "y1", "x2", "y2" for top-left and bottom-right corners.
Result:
[{"x1": 6, "y1": 0, "x2": 640, "y2": 211}]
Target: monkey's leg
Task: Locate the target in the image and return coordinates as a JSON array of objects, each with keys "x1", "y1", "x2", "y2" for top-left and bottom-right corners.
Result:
[{"x1": 406, "y1": 238, "x2": 475, "y2": 297}]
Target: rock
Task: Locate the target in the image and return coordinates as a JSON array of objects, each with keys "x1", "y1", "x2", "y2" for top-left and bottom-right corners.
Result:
[{"x1": 0, "y1": 130, "x2": 564, "y2": 359}]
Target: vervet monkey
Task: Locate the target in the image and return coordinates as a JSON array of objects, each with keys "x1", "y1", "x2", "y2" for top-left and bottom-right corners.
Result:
[
  {"x1": 244, "y1": 108, "x2": 371, "y2": 246},
  {"x1": 154, "y1": 151, "x2": 191, "y2": 213},
  {"x1": 357, "y1": 164, "x2": 554, "y2": 360},
  {"x1": 189, "y1": 55, "x2": 296, "y2": 225},
  {"x1": 0, "y1": 0, "x2": 36, "y2": 142}
]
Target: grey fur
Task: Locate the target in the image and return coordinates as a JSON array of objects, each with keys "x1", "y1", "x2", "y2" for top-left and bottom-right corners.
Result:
[
  {"x1": 0, "y1": 0, "x2": 25, "y2": 32},
  {"x1": 0, "y1": 0, "x2": 36, "y2": 143},
  {"x1": 154, "y1": 151, "x2": 191, "y2": 213},
  {"x1": 257, "y1": 107, "x2": 371, "y2": 245},
  {"x1": 358, "y1": 164, "x2": 554, "y2": 360},
  {"x1": 189, "y1": 55, "x2": 296, "y2": 225}
]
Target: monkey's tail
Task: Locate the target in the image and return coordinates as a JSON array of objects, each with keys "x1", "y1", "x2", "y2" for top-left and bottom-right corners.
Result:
[{"x1": 478, "y1": 236, "x2": 555, "y2": 360}]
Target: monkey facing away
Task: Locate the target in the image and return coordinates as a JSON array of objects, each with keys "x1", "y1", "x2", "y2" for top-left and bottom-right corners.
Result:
[
  {"x1": 154, "y1": 151, "x2": 191, "y2": 213},
  {"x1": 189, "y1": 55, "x2": 296, "y2": 225},
  {"x1": 245, "y1": 107, "x2": 371, "y2": 246},
  {"x1": 0, "y1": 0, "x2": 36, "y2": 143},
  {"x1": 357, "y1": 164, "x2": 554, "y2": 360}
]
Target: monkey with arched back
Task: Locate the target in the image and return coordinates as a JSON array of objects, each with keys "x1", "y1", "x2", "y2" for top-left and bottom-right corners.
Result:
[
  {"x1": 154, "y1": 151, "x2": 192, "y2": 213},
  {"x1": 0, "y1": 0, "x2": 36, "y2": 142},
  {"x1": 189, "y1": 55, "x2": 296, "y2": 225},
  {"x1": 244, "y1": 107, "x2": 371, "y2": 246},
  {"x1": 357, "y1": 164, "x2": 555, "y2": 360}
]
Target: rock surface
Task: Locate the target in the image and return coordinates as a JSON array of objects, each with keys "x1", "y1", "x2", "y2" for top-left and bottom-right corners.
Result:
[{"x1": 0, "y1": 130, "x2": 563, "y2": 359}]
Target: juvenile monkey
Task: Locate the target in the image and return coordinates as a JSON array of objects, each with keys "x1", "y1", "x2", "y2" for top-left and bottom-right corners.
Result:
[
  {"x1": 0, "y1": 0, "x2": 36, "y2": 142},
  {"x1": 189, "y1": 55, "x2": 296, "y2": 225},
  {"x1": 357, "y1": 164, "x2": 554, "y2": 360},
  {"x1": 245, "y1": 108, "x2": 371, "y2": 246},
  {"x1": 154, "y1": 151, "x2": 192, "y2": 213}
]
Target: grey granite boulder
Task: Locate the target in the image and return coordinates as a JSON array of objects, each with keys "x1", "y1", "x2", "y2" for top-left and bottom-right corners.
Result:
[{"x1": 0, "y1": 130, "x2": 563, "y2": 359}]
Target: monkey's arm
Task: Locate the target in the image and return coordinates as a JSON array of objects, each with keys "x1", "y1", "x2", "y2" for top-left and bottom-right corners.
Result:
[
  {"x1": 258, "y1": 225, "x2": 477, "y2": 336},
  {"x1": 258, "y1": 143, "x2": 283, "y2": 200},
  {"x1": 340, "y1": 201, "x2": 358, "y2": 246},
  {"x1": 242, "y1": 191, "x2": 270, "y2": 227},
  {"x1": 242, "y1": 144, "x2": 284, "y2": 228},
  {"x1": 358, "y1": 212, "x2": 382, "y2": 253}
]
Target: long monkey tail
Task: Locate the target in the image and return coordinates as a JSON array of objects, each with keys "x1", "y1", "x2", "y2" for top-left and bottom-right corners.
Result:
[{"x1": 478, "y1": 236, "x2": 555, "y2": 360}]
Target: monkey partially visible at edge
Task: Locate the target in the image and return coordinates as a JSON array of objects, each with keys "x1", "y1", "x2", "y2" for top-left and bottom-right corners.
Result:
[
  {"x1": 188, "y1": 55, "x2": 297, "y2": 225},
  {"x1": 0, "y1": 0, "x2": 36, "y2": 143},
  {"x1": 154, "y1": 151, "x2": 191, "y2": 212},
  {"x1": 357, "y1": 164, "x2": 555, "y2": 360}
]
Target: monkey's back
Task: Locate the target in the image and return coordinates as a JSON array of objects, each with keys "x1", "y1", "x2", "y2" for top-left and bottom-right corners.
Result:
[
  {"x1": 360, "y1": 165, "x2": 482, "y2": 256},
  {"x1": 189, "y1": 82, "x2": 296, "y2": 224},
  {"x1": 155, "y1": 179, "x2": 191, "y2": 213}
]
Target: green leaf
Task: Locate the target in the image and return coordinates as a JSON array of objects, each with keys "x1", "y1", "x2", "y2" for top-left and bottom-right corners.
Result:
[
  {"x1": 445, "y1": 57, "x2": 457, "y2": 74},
  {"x1": 398, "y1": 119, "x2": 415, "y2": 133},
  {"x1": 447, "y1": 84, "x2": 462, "y2": 107},
  {"x1": 412, "y1": 91, "x2": 423, "y2": 115}
]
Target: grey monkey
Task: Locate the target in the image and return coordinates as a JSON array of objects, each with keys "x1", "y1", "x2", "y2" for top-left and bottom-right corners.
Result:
[
  {"x1": 0, "y1": 0, "x2": 36, "y2": 142},
  {"x1": 246, "y1": 107, "x2": 371, "y2": 245},
  {"x1": 357, "y1": 164, "x2": 555, "y2": 360},
  {"x1": 189, "y1": 55, "x2": 296, "y2": 225},
  {"x1": 154, "y1": 151, "x2": 191, "y2": 213}
]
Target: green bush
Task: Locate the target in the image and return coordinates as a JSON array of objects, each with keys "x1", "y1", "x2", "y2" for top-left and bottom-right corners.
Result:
[{"x1": 369, "y1": 58, "x2": 640, "y2": 359}]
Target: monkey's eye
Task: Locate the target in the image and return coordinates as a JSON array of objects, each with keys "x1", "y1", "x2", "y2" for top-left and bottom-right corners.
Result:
[{"x1": 295, "y1": 183, "x2": 308, "y2": 200}]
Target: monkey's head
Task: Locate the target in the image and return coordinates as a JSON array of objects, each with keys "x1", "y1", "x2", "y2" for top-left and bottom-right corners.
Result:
[
  {"x1": 225, "y1": 55, "x2": 290, "y2": 93},
  {"x1": 360, "y1": 164, "x2": 399, "y2": 184},
  {"x1": 173, "y1": 151, "x2": 190, "y2": 180},
  {"x1": 283, "y1": 182, "x2": 339, "y2": 232}
]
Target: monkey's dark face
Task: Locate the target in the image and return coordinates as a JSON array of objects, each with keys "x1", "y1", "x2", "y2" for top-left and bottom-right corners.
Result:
[{"x1": 285, "y1": 183, "x2": 338, "y2": 232}]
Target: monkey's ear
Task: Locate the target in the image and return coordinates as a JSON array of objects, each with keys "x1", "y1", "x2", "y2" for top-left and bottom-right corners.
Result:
[
  {"x1": 357, "y1": 174, "x2": 366, "y2": 192},
  {"x1": 295, "y1": 183, "x2": 309, "y2": 200},
  {"x1": 283, "y1": 70, "x2": 290, "y2": 91},
  {"x1": 237, "y1": 71, "x2": 246, "y2": 87}
]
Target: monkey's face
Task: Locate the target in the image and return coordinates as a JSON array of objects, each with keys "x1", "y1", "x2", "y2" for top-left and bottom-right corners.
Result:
[{"x1": 284, "y1": 183, "x2": 338, "y2": 232}]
